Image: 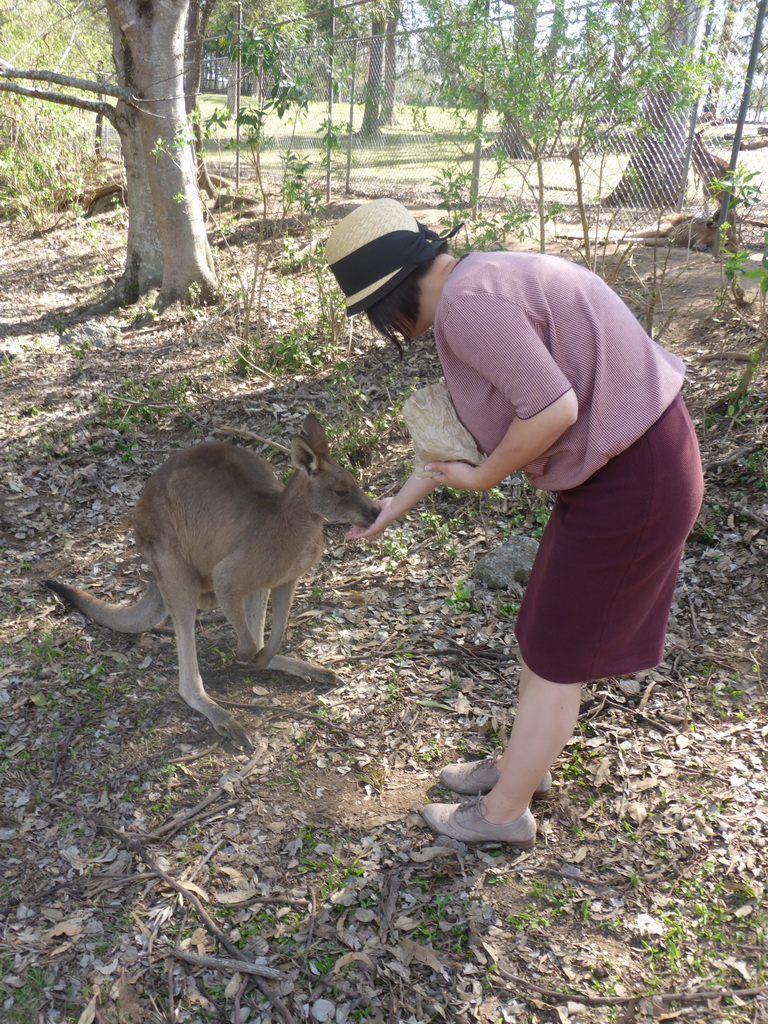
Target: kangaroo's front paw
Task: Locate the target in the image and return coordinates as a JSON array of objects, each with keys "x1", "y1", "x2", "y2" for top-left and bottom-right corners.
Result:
[{"x1": 235, "y1": 642, "x2": 261, "y2": 664}]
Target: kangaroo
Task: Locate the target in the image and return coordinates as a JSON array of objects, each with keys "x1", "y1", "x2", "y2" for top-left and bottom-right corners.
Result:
[
  {"x1": 629, "y1": 211, "x2": 720, "y2": 249},
  {"x1": 627, "y1": 206, "x2": 738, "y2": 252},
  {"x1": 45, "y1": 415, "x2": 379, "y2": 749}
]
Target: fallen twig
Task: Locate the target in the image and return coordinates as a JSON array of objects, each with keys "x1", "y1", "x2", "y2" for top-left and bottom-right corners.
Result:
[
  {"x1": 184, "y1": 838, "x2": 226, "y2": 885},
  {"x1": 100, "y1": 393, "x2": 206, "y2": 435},
  {"x1": 213, "y1": 424, "x2": 289, "y2": 452},
  {"x1": 152, "y1": 740, "x2": 268, "y2": 838},
  {"x1": 217, "y1": 698, "x2": 361, "y2": 737},
  {"x1": 512, "y1": 867, "x2": 625, "y2": 890},
  {"x1": 35, "y1": 793, "x2": 293, "y2": 1024},
  {"x1": 379, "y1": 868, "x2": 403, "y2": 944},
  {"x1": 170, "y1": 948, "x2": 282, "y2": 980},
  {"x1": 175, "y1": 741, "x2": 222, "y2": 763},
  {"x1": 125, "y1": 837, "x2": 292, "y2": 1024},
  {"x1": 704, "y1": 444, "x2": 763, "y2": 472},
  {"x1": 50, "y1": 712, "x2": 83, "y2": 784},
  {"x1": 152, "y1": 795, "x2": 241, "y2": 839},
  {"x1": 697, "y1": 352, "x2": 752, "y2": 363},
  {"x1": 734, "y1": 502, "x2": 768, "y2": 528}
]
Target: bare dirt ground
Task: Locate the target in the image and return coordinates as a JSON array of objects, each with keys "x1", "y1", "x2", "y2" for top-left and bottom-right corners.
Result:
[{"x1": 1, "y1": 197, "x2": 767, "y2": 1024}]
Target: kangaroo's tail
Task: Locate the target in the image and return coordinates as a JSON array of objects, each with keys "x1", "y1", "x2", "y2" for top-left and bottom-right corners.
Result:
[{"x1": 44, "y1": 575, "x2": 168, "y2": 634}]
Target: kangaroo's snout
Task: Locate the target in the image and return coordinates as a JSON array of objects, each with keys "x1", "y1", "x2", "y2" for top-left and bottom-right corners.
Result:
[{"x1": 340, "y1": 497, "x2": 379, "y2": 529}]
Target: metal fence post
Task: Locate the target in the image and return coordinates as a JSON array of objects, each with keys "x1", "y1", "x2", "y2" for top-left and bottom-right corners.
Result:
[
  {"x1": 345, "y1": 40, "x2": 358, "y2": 194},
  {"x1": 95, "y1": 62, "x2": 105, "y2": 155},
  {"x1": 470, "y1": 0, "x2": 489, "y2": 214},
  {"x1": 677, "y1": 105, "x2": 699, "y2": 213},
  {"x1": 471, "y1": 100, "x2": 483, "y2": 215},
  {"x1": 326, "y1": 0, "x2": 335, "y2": 201},
  {"x1": 716, "y1": 0, "x2": 767, "y2": 243},
  {"x1": 235, "y1": 0, "x2": 242, "y2": 189}
]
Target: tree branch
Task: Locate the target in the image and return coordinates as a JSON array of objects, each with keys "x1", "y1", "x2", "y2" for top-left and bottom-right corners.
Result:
[
  {"x1": 0, "y1": 80, "x2": 117, "y2": 122},
  {"x1": 0, "y1": 63, "x2": 129, "y2": 100}
]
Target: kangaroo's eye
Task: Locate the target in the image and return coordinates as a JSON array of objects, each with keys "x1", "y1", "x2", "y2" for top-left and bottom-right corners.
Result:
[{"x1": 334, "y1": 489, "x2": 349, "y2": 497}]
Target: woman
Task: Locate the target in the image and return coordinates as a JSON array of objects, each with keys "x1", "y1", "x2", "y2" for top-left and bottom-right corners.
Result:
[{"x1": 325, "y1": 198, "x2": 703, "y2": 848}]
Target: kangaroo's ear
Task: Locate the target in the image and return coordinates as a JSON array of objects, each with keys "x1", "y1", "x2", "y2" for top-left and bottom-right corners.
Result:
[
  {"x1": 291, "y1": 435, "x2": 322, "y2": 476},
  {"x1": 300, "y1": 413, "x2": 330, "y2": 458}
]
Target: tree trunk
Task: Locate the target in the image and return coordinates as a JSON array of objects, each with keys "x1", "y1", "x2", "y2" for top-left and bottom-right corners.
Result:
[
  {"x1": 545, "y1": 0, "x2": 567, "y2": 63},
  {"x1": 380, "y1": 16, "x2": 399, "y2": 126},
  {"x1": 495, "y1": 115, "x2": 534, "y2": 159},
  {"x1": 611, "y1": 0, "x2": 633, "y2": 84},
  {"x1": 715, "y1": 0, "x2": 738, "y2": 68},
  {"x1": 106, "y1": 98, "x2": 164, "y2": 307},
  {"x1": 185, "y1": 0, "x2": 216, "y2": 107},
  {"x1": 605, "y1": 0, "x2": 705, "y2": 208},
  {"x1": 490, "y1": 0, "x2": 536, "y2": 159},
  {"x1": 359, "y1": 20, "x2": 385, "y2": 139},
  {"x1": 105, "y1": 0, "x2": 218, "y2": 310},
  {"x1": 185, "y1": 0, "x2": 217, "y2": 198},
  {"x1": 604, "y1": 96, "x2": 692, "y2": 207}
]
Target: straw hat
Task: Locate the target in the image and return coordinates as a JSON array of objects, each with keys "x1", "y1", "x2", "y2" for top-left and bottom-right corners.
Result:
[{"x1": 326, "y1": 198, "x2": 457, "y2": 315}]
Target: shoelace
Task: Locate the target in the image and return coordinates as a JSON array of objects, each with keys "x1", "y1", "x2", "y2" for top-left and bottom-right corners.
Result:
[{"x1": 457, "y1": 796, "x2": 486, "y2": 821}]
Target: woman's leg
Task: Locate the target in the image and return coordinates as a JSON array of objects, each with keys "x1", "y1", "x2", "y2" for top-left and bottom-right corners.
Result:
[
  {"x1": 482, "y1": 661, "x2": 582, "y2": 825},
  {"x1": 421, "y1": 661, "x2": 581, "y2": 844}
]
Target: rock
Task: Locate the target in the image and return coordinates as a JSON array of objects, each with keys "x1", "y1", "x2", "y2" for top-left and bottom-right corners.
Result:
[
  {"x1": 59, "y1": 324, "x2": 114, "y2": 348},
  {"x1": 474, "y1": 534, "x2": 540, "y2": 589}
]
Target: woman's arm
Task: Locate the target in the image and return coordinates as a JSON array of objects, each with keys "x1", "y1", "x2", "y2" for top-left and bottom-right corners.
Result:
[
  {"x1": 425, "y1": 388, "x2": 578, "y2": 491},
  {"x1": 346, "y1": 389, "x2": 577, "y2": 539},
  {"x1": 344, "y1": 471, "x2": 439, "y2": 539}
]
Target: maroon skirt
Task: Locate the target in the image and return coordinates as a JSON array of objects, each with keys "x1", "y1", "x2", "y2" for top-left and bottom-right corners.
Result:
[{"x1": 514, "y1": 396, "x2": 704, "y2": 684}]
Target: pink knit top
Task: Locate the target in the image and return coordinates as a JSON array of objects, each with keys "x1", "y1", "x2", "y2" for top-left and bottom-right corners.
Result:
[{"x1": 433, "y1": 251, "x2": 686, "y2": 490}]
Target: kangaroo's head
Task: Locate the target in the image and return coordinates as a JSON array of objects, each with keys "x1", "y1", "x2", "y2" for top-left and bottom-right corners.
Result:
[{"x1": 291, "y1": 414, "x2": 380, "y2": 527}]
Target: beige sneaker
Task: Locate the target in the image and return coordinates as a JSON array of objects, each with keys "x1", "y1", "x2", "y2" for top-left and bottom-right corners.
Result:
[
  {"x1": 421, "y1": 798, "x2": 536, "y2": 848},
  {"x1": 438, "y1": 757, "x2": 552, "y2": 799}
]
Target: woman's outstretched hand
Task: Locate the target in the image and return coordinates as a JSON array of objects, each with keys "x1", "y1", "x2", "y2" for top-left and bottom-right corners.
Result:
[
  {"x1": 344, "y1": 471, "x2": 441, "y2": 541},
  {"x1": 344, "y1": 497, "x2": 398, "y2": 540}
]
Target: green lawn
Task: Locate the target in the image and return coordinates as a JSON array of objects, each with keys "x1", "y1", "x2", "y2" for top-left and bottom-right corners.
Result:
[{"x1": 199, "y1": 94, "x2": 638, "y2": 202}]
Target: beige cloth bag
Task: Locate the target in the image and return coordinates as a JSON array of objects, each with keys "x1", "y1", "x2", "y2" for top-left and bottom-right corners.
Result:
[{"x1": 401, "y1": 380, "x2": 487, "y2": 479}]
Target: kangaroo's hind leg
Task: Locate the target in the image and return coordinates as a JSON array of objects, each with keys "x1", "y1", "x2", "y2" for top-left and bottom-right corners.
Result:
[{"x1": 153, "y1": 553, "x2": 253, "y2": 749}]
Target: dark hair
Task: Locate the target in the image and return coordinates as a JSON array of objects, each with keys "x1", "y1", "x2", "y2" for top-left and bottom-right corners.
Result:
[{"x1": 365, "y1": 241, "x2": 449, "y2": 354}]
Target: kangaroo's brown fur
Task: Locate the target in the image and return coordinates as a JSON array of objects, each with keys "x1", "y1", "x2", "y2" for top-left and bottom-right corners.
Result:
[
  {"x1": 628, "y1": 210, "x2": 737, "y2": 251},
  {"x1": 45, "y1": 415, "x2": 379, "y2": 748}
]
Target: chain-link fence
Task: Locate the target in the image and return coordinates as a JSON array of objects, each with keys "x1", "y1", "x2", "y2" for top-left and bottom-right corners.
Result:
[
  {"x1": 194, "y1": 12, "x2": 768, "y2": 242},
  {"x1": 88, "y1": 12, "x2": 767, "y2": 240}
]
